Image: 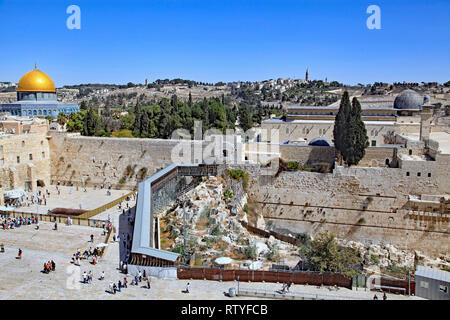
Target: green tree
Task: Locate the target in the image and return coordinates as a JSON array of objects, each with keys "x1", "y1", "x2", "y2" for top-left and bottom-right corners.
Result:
[
  {"x1": 238, "y1": 104, "x2": 253, "y2": 132},
  {"x1": 80, "y1": 100, "x2": 88, "y2": 111},
  {"x1": 57, "y1": 112, "x2": 67, "y2": 126},
  {"x1": 345, "y1": 98, "x2": 369, "y2": 166},
  {"x1": 82, "y1": 107, "x2": 101, "y2": 136},
  {"x1": 302, "y1": 231, "x2": 361, "y2": 278},
  {"x1": 333, "y1": 91, "x2": 351, "y2": 163}
]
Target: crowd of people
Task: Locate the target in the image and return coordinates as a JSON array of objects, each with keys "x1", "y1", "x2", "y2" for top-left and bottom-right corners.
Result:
[
  {"x1": 71, "y1": 247, "x2": 100, "y2": 266},
  {"x1": 1, "y1": 214, "x2": 39, "y2": 230}
]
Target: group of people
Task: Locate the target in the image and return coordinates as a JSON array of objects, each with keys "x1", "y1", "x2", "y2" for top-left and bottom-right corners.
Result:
[
  {"x1": 42, "y1": 260, "x2": 56, "y2": 273},
  {"x1": 280, "y1": 282, "x2": 292, "y2": 293},
  {"x1": 1, "y1": 214, "x2": 39, "y2": 230},
  {"x1": 72, "y1": 247, "x2": 100, "y2": 266},
  {"x1": 130, "y1": 270, "x2": 152, "y2": 290},
  {"x1": 108, "y1": 277, "x2": 129, "y2": 294}
]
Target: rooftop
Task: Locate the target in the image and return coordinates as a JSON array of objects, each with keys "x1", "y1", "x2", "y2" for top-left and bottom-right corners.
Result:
[{"x1": 401, "y1": 132, "x2": 450, "y2": 154}]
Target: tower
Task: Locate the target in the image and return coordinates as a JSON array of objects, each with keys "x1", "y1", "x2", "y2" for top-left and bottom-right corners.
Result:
[
  {"x1": 419, "y1": 97, "x2": 435, "y2": 142},
  {"x1": 305, "y1": 68, "x2": 309, "y2": 82}
]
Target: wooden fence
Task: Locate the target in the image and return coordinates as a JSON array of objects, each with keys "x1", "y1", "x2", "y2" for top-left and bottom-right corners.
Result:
[
  {"x1": 177, "y1": 267, "x2": 352, "y2": 289},
  {"x1": 78, "y1": 190, "x2": 136, "y2": 219}
]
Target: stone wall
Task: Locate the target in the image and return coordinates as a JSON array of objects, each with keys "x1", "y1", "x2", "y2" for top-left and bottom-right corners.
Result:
[
  {"x1": 247, "y1": 165, "x2": 449, "y2": 257},
  {"x1": 48, "y1": 132, "x2": 211, "y2": 189},
  {"x1": 0, "y1": 133, "x2": 51, "y2": 191},
  {"x1": 279, "y1": 145, "x2": 335, "y2": 166}
]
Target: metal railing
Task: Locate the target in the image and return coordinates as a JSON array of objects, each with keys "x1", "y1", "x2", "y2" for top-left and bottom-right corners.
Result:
[{"x1": 237, "y1": 287, "x2": 369, "y2": 300}]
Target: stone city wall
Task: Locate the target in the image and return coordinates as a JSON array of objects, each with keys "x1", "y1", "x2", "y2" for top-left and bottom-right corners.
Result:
[
  {"x1": 0, "y1": 132, "x2": 51, "y2": 191},
  {"x1": 247, "y1": 165, "x2": 449, "y2": 257},
  {"x1": 48, "y1": 132, "x2": 244, "y2": 189},
  {"x1": 48, "y1": 132, "x2": 209, "y2": 189}
]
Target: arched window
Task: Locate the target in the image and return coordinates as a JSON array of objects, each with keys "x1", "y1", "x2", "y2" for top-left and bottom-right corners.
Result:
[{"x1": 33, "y1": 110, "x2": 37, "y2": 115}]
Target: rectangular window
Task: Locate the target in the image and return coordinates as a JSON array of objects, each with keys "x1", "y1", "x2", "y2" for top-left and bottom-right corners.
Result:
[
  {"x1": 420, "y1": 281, "x2": 429, "y2": 288},
  {"x1": 42, "y1": 152, "x2": 45, "y2": 159},
  {"x1": 439, "y1": 285, "x2": 448, "y2": 293},
  {"x1": 29, "y1": 154, "x2": 33, "y2": 160},
  {"x1": 417, "y1": 172, "x2": 421, "y2": 177},
  {"x1": 17, "y1": 156, "x2": 20, "y2": 163},
  {"x1": 428, "y1": 173, "x2": 431, "y2": 177},
  {"x1": 406, "y1": 172, "x2": 410, "y2": 176},
  {"x1": 371, "y1": 140, "x2": 376, "y2": 147}
]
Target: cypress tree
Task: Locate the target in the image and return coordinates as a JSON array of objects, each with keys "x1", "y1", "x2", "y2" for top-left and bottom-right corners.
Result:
[
  {"x1": 133, "y1": 104, "x2": 143, "y2": 137},
  {"x1": 345, "y1": 97, "x2": 369, "y2": 166},
  {"x1": 333, "y1": 91, "x2": 351, "y2": 161},
  {"x1": 188, "y1": 92, "x2": 193, "y2": 108},
  {"x1": 83, "y1": 107, "x2": 101, "y2": 136}
]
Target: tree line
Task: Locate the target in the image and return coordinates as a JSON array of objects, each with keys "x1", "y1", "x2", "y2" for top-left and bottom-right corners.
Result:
[{"x1": 57, "y1": 95, "x2": 280, "y2": 138}]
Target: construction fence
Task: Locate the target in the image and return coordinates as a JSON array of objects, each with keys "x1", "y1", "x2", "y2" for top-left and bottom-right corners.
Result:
[{"x1": 177, "y1": 267, "x2": 352, "y2": 289}]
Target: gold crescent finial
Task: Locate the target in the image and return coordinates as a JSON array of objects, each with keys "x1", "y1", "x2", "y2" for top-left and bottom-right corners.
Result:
[{"x1": 35, "y1": 62, "x2": 37, "y2": 70}]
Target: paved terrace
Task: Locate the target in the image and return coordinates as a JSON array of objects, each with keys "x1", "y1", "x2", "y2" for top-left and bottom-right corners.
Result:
[
  {"x1": 11, "y1": 185, "x2": 129, "y2": 215},
  {"x1": 0, "y1": 221, "x2": 422, "y2": 300}
]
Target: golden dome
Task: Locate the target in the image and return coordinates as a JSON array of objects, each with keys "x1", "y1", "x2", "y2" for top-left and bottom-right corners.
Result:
[{"x1": 17, "y1": 68, "x2": 56, "y2": 92}]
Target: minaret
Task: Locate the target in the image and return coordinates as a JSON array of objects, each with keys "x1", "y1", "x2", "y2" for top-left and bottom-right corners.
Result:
[
  {"x1": 420, "y1": 96, "x2": 434, "y2": 142},
  {"x1": 305, "y1": 68, "x2": 309, "y2": 82}
]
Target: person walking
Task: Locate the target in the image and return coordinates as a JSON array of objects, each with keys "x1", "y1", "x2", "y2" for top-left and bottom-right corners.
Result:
[
  {"x1": 383, "y1": 292, "x2": 387, "y2": 300},
  {"x1": 147, "y1": 277, "x2": 151, "y2": 289},
  {"x1": 118, "y1": 280, "x2": 122, "y2": 292},
  {"x1": 18, "y1": 248, "x2": 22, "y2": 259},
  {"x1": 90, "y1": 234, "x2": 94, "y2": 243},
  {"x1": 100, "y1": 271, "x2": 105, "y2": 280},
  {"x1": 123, "y1": 277, "x2": 128, "y2": 288},
  {"x1": 186, "y1": 282, "x2": 190, "y2": 293}
]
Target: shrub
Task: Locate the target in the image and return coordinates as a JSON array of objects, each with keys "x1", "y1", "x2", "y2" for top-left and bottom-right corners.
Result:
[
  {"x1": 244, "y1": 244, "x2": 257, "y2": 259},
  {"x1": 224, "y1": 189, "x2": 234, "y2": 200},
  {"x1": 210, "y1": 224, "x2": 224, "y2": 236},
  {"x1": 227, "y1": 169, "x2": 249, "y2": 189},
  {"x1": 243, "y1": 203, "x2": 249, "y2": 214},
  {"x1": 286, "y1": 161, "x2": 301, "y2": 171}
]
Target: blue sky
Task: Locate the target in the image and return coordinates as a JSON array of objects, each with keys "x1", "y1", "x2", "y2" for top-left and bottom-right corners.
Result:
[{"x1": 0, "y1": 0, "x2": 449, "y2": 86}]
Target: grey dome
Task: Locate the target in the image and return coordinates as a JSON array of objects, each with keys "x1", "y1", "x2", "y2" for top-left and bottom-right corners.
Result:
[
  {"x1": 394, "y1": 89, "x2": 423, "y2": 110},
  {"x1": 309, "y1": 137, "x2": 332, "y2": 146}
]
